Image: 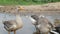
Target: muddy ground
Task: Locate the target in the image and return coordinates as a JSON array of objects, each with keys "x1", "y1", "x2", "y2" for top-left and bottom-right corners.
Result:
[{"x1": 0, "y1": 2, "x2": 60, "y2": 15}]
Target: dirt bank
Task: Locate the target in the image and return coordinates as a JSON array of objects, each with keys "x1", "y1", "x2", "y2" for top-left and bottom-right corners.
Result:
[{"x1": 0, "y1": 2, "x2": 60, "y2": 14}]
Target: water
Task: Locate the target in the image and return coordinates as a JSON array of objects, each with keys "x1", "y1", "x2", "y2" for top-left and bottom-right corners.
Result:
[
  {"x1": 0, "y1": 13, "x2": 60, "y2": 34},
  {"x1": 0, "y1": 13, "x2": 35, "y2": 34}
]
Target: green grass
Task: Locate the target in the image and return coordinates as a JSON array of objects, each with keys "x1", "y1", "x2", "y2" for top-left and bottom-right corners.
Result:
[
  {"x1": 0, "y1": 0, "x2": 60, "y2": 5},
  {"x1": 0, "y1": 0, "x2": 18, "y2": 5}
]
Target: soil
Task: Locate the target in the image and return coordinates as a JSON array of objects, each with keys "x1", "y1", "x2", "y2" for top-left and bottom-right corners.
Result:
[{"x1": 0, "y1": 2, "x2": 60, "y2": 15}]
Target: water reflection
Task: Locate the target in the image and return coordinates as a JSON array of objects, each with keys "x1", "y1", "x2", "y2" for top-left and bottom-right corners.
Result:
[{"x1": 0, "y1": 13, "x2": 60, "y2": 34}]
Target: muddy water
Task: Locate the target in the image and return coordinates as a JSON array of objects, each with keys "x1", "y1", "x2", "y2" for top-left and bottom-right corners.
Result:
[{"x1": 0, "y1": 13, "x2": 60, "y2": 34}]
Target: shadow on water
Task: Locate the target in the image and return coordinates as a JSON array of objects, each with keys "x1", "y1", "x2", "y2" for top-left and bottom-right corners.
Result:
[{"x1": 0, "y1": 13, "x2": 60, "y2": 34}]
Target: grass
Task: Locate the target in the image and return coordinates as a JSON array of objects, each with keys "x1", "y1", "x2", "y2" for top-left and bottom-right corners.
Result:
[
  {"x1": 0, "y1": 0, "x2": 18, "y2": 5},
  {"x1": 0, "y1": 0, "x2": 60, "y2": 5}
]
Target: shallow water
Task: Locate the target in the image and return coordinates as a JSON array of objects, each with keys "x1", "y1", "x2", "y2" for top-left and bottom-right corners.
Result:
[{"x1": 0, "y1": 13, "x2": 60, "y2": 34}]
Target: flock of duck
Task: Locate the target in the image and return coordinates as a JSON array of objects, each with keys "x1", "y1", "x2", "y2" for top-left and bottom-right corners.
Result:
[{"x1": 2, "y1": 14, "x2": 60, "y2": 34}]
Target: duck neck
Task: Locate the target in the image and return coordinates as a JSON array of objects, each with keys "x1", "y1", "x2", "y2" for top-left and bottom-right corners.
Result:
[
  {"x1": 16, "y1": 14, "x2": 23, "y2": 25},
  {"x1": 29, "y1": 16, "x2": 36, "y2": 23}
]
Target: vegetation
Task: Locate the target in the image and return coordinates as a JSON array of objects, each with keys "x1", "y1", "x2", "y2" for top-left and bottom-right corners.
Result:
[{"x1": 0, "y1": 0, "x2": 60, "y2": 5}]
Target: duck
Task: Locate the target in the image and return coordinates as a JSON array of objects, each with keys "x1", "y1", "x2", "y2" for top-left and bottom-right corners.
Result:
[{"x1": 3, "y1": 14, "x2": 23, "y2": 34}]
